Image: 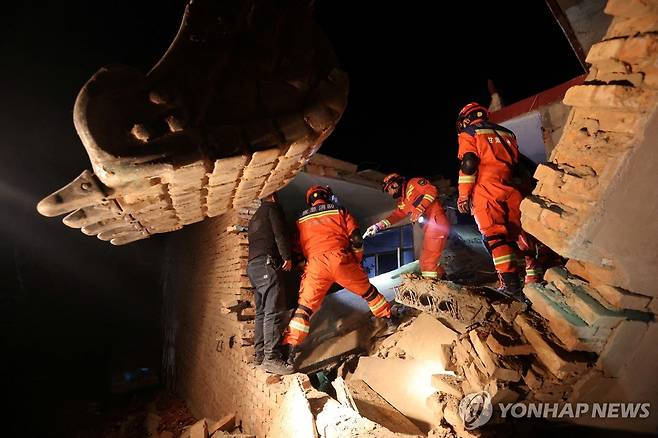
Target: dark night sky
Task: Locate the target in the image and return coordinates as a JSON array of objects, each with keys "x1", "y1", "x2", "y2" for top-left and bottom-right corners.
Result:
[
  {"x1": 0, "y1": 1, "x2": 582, "y2": 434},
  {"x1": 316, "y1": 1, "x2": 584, "y2": 177}
]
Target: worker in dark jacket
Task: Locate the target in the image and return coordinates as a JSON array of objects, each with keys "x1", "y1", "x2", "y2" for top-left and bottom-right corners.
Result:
[{"x1": 247, "y1": 192, "x2": 294, "y2": 375}]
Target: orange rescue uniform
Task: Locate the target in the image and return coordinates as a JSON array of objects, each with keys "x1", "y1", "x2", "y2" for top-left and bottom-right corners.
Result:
[
  {"x1": 457, "y1": 122, "x2": 539, "y2": 283},
  {"x1": 283, "y1": 201, "x2": 391, "y2": 346},
  {"x1": 377, "y1": 177, "x2": 450, "y2": 278}
]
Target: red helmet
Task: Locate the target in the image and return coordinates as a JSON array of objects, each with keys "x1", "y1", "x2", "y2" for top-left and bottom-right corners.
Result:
[
  {"x1": 456, "y1": 102, "x2": 489, "y2": 133},
  {"x1": 382, "y1": 173, "x2": 405, "y2": 198},
  {"x1": 305, "y1": 185, "x2": 333, "y2": 207}
]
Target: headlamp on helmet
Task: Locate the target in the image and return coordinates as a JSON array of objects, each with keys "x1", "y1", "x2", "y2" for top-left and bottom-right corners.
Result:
[{"x1": 306, "y1": 185, "x2": 334, "y2": 207}]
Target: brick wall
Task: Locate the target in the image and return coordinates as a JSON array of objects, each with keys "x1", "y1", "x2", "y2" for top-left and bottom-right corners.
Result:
[
  {"x1": 521, "y1": 0, "x2": 658, "y2": 284},
  {"x1": 163, "y1": 204, "x2": 294, "y2": 437},
  {"x1": 518, "y1": 0, "x2": 658, "y2": 432}
]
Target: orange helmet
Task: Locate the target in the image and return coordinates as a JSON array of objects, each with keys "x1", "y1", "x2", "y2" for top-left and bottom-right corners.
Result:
[
  {"x1": 382, "y1": 173, "x2": 405, "y2": 198},
  {"x1": 456, "y1": 102, "x2": 489, "y2": 133},
  {"x1": 306, "y1": 185, "x2": 334, "y2": 207}
]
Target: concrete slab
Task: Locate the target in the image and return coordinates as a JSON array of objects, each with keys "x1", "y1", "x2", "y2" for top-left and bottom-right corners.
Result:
[
  {"x1": 352, "y1": 357, "x2": 451, "y2": 432},
  {"x1": 347, "y1": 379, "x2": 424, "y2": 435},
  {"x1": 268, "y1": 377, "x2": 317, "y2": 438},
  {"x1": 393, "y1": 313, "x2": 458, "y2": 365}
]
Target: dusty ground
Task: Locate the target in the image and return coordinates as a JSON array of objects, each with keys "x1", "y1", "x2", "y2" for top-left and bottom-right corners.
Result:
[{"x1": 69, "y1": 390, "x2": 196, "y2": 438}]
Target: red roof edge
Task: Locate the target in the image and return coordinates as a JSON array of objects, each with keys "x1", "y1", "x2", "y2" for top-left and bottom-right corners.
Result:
[{"x1": 489, "y1": 74, "x2": 587, "y2": 124}]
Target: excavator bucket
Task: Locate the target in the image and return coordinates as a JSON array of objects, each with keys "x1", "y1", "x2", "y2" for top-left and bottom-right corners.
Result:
[{"x1": 37, "y1": 0, "x2": 348, "y2": 245}]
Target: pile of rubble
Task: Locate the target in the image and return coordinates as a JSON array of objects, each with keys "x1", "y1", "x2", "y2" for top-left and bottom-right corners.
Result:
[
  {"x1": 392, "y1": 271, "x2": 653, "y2": 436},
  {"x1": 269, "y1": 374, "x2": 427, "y2": 438},
  {"x1": 177, "y1": 414, "x2": 252, "y2": 438}
]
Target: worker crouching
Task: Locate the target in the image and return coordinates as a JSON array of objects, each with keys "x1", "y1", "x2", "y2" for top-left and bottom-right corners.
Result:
[{"x1": 283, "y1": 186, "x2": 392, "y2": 351}]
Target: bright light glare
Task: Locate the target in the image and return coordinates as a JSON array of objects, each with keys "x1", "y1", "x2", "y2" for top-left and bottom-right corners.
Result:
[{"x1": 409, "y1": 359, "x2": 455, "y2": 400}]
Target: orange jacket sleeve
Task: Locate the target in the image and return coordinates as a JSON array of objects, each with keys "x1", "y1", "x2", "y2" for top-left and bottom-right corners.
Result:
[
  {"x1": 457, "y1": 132, "x2": 478, "y2": 199},
  {"x1": 379, "y1": 206, "x2": 407, "y2": 229},
  {"x1": 409, "y1": 178, "x2": 438, "y2": 217}
]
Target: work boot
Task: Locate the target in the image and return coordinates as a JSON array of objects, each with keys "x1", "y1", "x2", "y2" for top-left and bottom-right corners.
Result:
[
  {"x1": 381, "y1": 317, "x2": 400, "y2": 336},
  {"x1": 499, "y1": 272, "x2": 529, "y2": 304},
  {"x1": 262, "y1": 357, "x2": 294, "y2": 375},
  {"x1": 283, "y1": 344, "x2": 298, "y2": 368},
  {"x1": 253, "y1": 352, "x2": 264, "y2": 367}
]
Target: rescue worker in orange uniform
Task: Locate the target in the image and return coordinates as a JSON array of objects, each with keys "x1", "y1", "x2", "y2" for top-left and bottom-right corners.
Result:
[
  {"x1": 282, "y1": 186, "x2": 392, "y2": 348},
  {"x1": 364, "y1": 174, "x2": 451, "y2": 279},
  {"x1": 455, "y1": 102, "x2": 541, "y2": 296}
]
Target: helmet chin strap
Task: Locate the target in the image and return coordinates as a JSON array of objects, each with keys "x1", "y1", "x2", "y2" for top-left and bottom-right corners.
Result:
[{"x1": 390, "y1": 182, "x2": 402, "y2": 198}]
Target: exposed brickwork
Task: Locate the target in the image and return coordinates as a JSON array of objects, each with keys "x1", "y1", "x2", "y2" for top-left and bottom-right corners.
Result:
[
  {"x1": 521, "y1": 12, "x2": 658, "y2": 273},
  {"x1": 36, "y1": 0, "x2": 348, "y2": 246},
  {"x1": 516, "y1": 3, "x2": 658, "y2": 431},
  {"x1": 164, "y1": 205, "x2": 296, "y2": 437}
]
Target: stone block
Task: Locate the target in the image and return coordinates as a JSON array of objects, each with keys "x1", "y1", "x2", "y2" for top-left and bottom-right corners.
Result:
[
  {"x1": 571, "y1": 108, "x2": 641, "y2": 135},
  {"x1": 485, "y1": 381, "x2": 521, "y2": 405},
  {"x1": 348, "y1": 379, "x2": 424, "y2": 435},
  {"x1": 514, "y1": 314, "x2": 588, "y2": 380},
  {"x1": 523, "y1": 283, "x2": 602, "y2": 353},
  {"x1": 491, "y1": 301, "x2": 527, "y2": 324},
  {"x1": 486, "y1": 331, "x2": 534, "y2": 356},
  {"x1": 520, "y1": 197, "x2": 543, "y2": 222},
  {"x1": 545, "y1": 267, "x2": 628, "y2": 329},
  {"x1": 566, "y1": 259, "x2": 616, "y2": 285},
  {"x1": 605, "y1": 0, "x2": 658, "y2": 18},
  {"x1": 468, "y1": 330, "x2": 520, "y2": 382},
  {"x1": 564, "y1": 84, "x2": 656, "y2": 112},
  {"x1": 431, "y1": 374, "x2": 463, "y2": 398},
  {"x1": 425, "y1": 392, "x2": 445, "y2": 427},
  {"x1": 591, "y1": 284, "x2": 652, "y2": 311},
  {"x1": 190, "y1": 419, "x2": 207, "y2": 438}
]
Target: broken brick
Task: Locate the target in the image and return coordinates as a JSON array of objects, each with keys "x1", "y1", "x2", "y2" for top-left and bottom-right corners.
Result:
[
  {"x1": 563, "y1": 84, "x2": 657, "y2": 112},
  {"x1": 425, "y1": 392, "x2": 446, "y2": 426},
  {"x1": 545, "y1": 267, "x2": 628, "y2": 329},
  {"x1": 514, "y1": 314, "x2": 588, "y2": 380},
  {"x1": 523, "y1": 282, "x2": 603, "y2": 353},
  {"x1": 190, "y1": 419, "x2": 208, "y2": 438},
  {"x1": 605, "y1": 0, "x2": 658, "y2": 18},
  {"x1": 468, "y1": 330, "x2": 521, "y2": 382},
  {"x1": 566, "y1": 259, "x2": 617, "y2": 287},
  {"x1": 431, "y1": 374, "x2": 463, "y2": 398},
  {"x1": 486, "y1": 331, "x2": 534, "y2": 356},
  {"x1": 591, "y1": 284, "x2": 652, "y2": 311},
  {"x1": 491, "y1": 301, "x2": 527, "y2": 324}
]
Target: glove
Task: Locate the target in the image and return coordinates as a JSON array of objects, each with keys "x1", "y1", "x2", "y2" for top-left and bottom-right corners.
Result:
[
  {"x1": 410, "y1": 210, "x2": 422, "y2": 223},
  {"x1": 363, "y1": 224, "x2": 380, "y2": 239},
  {"x1": 457, "y1": 196, "x2": 471, "y2": 214}
]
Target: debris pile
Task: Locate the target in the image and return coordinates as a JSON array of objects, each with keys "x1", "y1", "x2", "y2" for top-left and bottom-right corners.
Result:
[
  {"x1": 178, "y1": 414, "x2": 250, "y2": 438},
  {"x1": 268, "y1": 375, "x2": 426, "y2": 438},
  {"x1": 393, "y1": 270, "x2": 653, "y2": 436}
]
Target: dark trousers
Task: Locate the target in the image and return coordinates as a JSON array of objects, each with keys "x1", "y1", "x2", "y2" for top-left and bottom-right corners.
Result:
[{"x1": 247, "y1": 255, "x2": 290, "y2": 360}]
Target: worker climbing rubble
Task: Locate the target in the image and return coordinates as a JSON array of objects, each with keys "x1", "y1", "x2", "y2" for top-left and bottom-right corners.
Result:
[
  {"x1": 364, "y1": 173, "x2": 451, "y2": 280},
  {"x1": 282, "y1": 185, "x2": 392, "y2": 360},
  {"x1": 455, "y1": 102, "x2": 541, "y2": 299}
]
